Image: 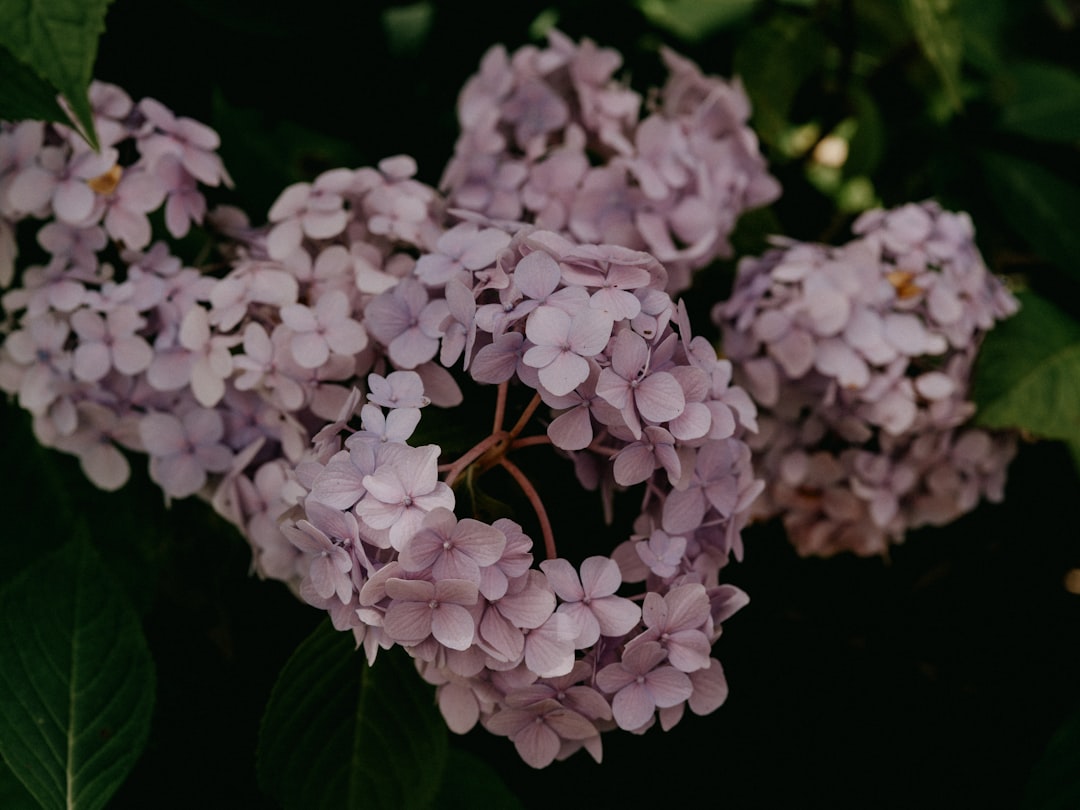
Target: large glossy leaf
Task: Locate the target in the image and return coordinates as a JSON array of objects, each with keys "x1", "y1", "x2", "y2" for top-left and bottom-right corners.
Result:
[
  {"x1": 982, "y1": 152, "x2": 1080, "y2": 284},
  {"x1": 996, "y1": 62, "x2": 1080, "y2": 144},
  {"x1": 0, "y1": 538, "x2": 155, "y2": 810},
  {"x1": 0, "y1": 0, "x2": 114, "y2": 148},
  {"x1": 257, "y1": 620, "x2": 449, "y2": 810},
  {"x1": 972, "y1": 290, "x2": 1080, "y2": 450},
  {"x1": 0, "y1": 45, "x2": 68, "y2": 125}
]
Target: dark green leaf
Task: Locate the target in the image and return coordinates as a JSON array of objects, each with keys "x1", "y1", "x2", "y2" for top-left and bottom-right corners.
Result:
[
  {"x1": 0, "y1": 45, "x2": 68, "y2": 124},
  {"x1": 638, "y1": 0, "x2": 761, "y2": 41},
  {"x1": 733, "y1": 15, "x2": 828, "y2": 146},
  {"x1": 955, "y1": 0, "x2": 1007, "y2": 73},
  {"x1": 0, "y1": 756, "x2": 37, "y2": 810},
  {"x1": 0, "y1": 0, "x2": 114, "y2": 148},
  {"x1": 0, "y1": 401, "x2": 163, "y2": 612},
  {"x1": 903, "y1": 0, "x2": 964, "y2": 112},
  {"x1": 433, "y1": 748, "x2": 524, "y2": 810},
  {"x1": 981, "y1": 151, "x2": 1080, "y2": 283},
  {"x1": 997, "y1": 62, "x2": 1080, "y2": 143},
  {"x1": 972, "y1": 290, "x2": 1080, "y2": 449},
  {"x1": 257, "y1": 620, "x2": 448, "y2": 810},
  {"x1": 842, "y1": 92, "x2": 885, "y2": 180},
  {"x1": 1022, "y1": 704, "x2": 1080, "y2": 810},
  {"x1": 0, "y1": 538, "x2": 155, "y2": 810}
]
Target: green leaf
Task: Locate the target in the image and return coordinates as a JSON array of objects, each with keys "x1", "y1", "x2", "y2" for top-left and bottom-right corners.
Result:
[
  {"x1": 903, "y1": 0, "x2": 964, "y2": 112},
  {"x1": 733, "y1": 15, "x2": 828, "y2": 146},
  {"x1": 0, "y1": 0, "x2": 115, "y2": 148},
  {"x1": 0, "y1": 756, "x2": 36, "y2": 810},
  {"x1": 381, "y1": 1, "x2": 436, "y2": 56},
  {"x1": 0, "y1": 45, "x2": 68, "y2": 124},
  {"x1": 1022, "y1": 704, "x2": 1080, "y2": 810},
  {"x1": 955, "y1": 0, "x2": 1007, "y2": 73},
  {"x1": 433, "y1": 748, "x2": 524, "y2": 810},
  {"x1": 843, "y1": 91, "x2": 885, "y2": 180},
  {"x1": 0, "y1": 538, "x2": 155, "y2": 810},
  {"x1": 997, "y1": 62, "x2": 1080, "y2": 144},
  {"x1": 638, "y1": 0, "x2": 761, "y2": 42},
  {"x1": 972, "y1": 290, "x2": 1080, "y2": 448},
  {"x1": 257, "y1": 620, "x2": 449, "y2": 810},
  {"x1": 981, "y1": 152, "x2": 1080, "y2": 283}
]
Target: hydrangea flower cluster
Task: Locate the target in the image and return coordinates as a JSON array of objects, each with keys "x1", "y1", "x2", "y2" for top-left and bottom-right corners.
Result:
[
  {"x1": 284, "y1": 220, "x2": 762, "y2": 766},
  {"x1": 441, "y1": 30, "x2": 781, "y2": 294},
  {"x1": 0, "y1": 81, "x2": 450, "y2": 586},
  {"x1": 0, "y1": 32, "x2": 1023, "y2": 770},
  {"x1": 713, "y1": 202, "x2": 1019, "y2": 557},
  {"x1": 1, "y1": 47, "x2": 765, "y2": 767},
  {"x1": 0, "y1": 81, "x2": 232, "y2": 493}
]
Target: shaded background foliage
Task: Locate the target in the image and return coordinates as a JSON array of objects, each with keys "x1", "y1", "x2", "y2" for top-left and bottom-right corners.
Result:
[{"x1": 2, "y1": 0, "x2": 1080, "y2": 807}]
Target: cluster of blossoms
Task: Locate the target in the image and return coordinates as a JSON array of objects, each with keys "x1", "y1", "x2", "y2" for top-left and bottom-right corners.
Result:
[
  {"x1": 441, "y1": 30, "x2": 781, "y2": 294},
  {"x1": 714, "y1": 202, "x2": 1019, "y2": 557},
  {"x1": 0, "y1": 31, "x2": 1023, "y2": 769},
  {"x1": 286, "y1": 220, "x2": 762, "y2": 766},
  {"x1": 0, "y1": 44, "x2": 763, "y2": 766},
  {"x1": 0, "y1": 81, "x2": 233, "y2": 493}
]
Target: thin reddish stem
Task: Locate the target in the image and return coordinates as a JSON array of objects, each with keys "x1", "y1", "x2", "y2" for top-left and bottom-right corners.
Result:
[
  {"x1": 492, "y1": 380, "x2": 509, "y2": 434},
  {"x1": 585, "y1": 439, "x2": 619, "y2": 458},
  {"x1": 443, "y1": 432, "x2": 506, "y2": 488},
  {"x1": 498, "y1": 456, "x2": 557, "y2": 560},
  {"x1": 509, "y1": 434, "x2": 552, "y2": 450},
  {"x1": 508, "y1": 392, "x2": 543, "y2": 440}
]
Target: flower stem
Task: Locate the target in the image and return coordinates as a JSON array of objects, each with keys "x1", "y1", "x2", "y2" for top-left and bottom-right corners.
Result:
[
  {"x1": 498, "y1": 456, "x2": 557, "y2": 560},
  {"x1": 442, "y1": 432, "x2": 506, "y2": 487},
  {"x1": 508, "y1": 392, "x2": 543, "y2": 440},
  {"x1": 492, "y1": 380, "x2": 508, "y2": 433},
  {"x1": 510, "y1": 434, "x2": 551, "y2": 450}
]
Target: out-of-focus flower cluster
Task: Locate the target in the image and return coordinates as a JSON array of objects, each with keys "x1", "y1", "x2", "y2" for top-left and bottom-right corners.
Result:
[
  {"x1": 441, "y1": 31, "x2": 780, "y2": 294},
  {"x1": 714, "y1": 202, "x2": 1019, "y2": 557}
]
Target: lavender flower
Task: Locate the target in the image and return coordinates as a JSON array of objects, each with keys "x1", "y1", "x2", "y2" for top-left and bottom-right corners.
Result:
[{"x1": 715, "y1": 201, "x2": 1019, "y2": 556}]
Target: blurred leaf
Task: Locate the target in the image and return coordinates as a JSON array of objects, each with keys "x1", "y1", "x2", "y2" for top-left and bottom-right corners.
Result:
[
  {"x1": 638, "y1": 0, "x2": 760, "y2": 41},
  {"x1": 212, "y1": 90, "x2": 364, "y2": 217},
  {"x1": 843, "y1": 91, "x2": 885, "y2": 180},
  {"x1": 433, "y1": 748, "x2": 524, "y2": 809},
  {"x1": 0, "y1": 0, "x2": 113, "y2": 149},
  {"x1": 997, "y1": 62, "x2": 1080, "y2": 143},
  {"x1": 955, "y1": 0, "x2": 1007, "y2": 73},
  {"x1": 973, "y1": 290, "x2": 1080, "y2": 450},
  {"x1": 382, "y1": 2, "x2": 436, "y2": 55},
  {"x1": 257, "y1": 620, "x2": 448, "y2": 810},
  {"x1": 0, "y1": 538, "x2": 155, "y2": 810},
  {"x1": 733, "y1": 15, "x2": 828, "y2": 146},
  {"x1": 1022, "y1": 704, "x2": 1080, "y2": 809},
  {"x1": 1043, "y1": 0, "x2": 1077, "y2": 29},
  {"x1": 0, "y1": 45, "x2": 68, "y2": 125},
  {"x1": 903, "y1": 0, "x2": 964, "y2": 112},
  {"x1": 981, "y1": 151, "x2": 1080, "y2": 283}
]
